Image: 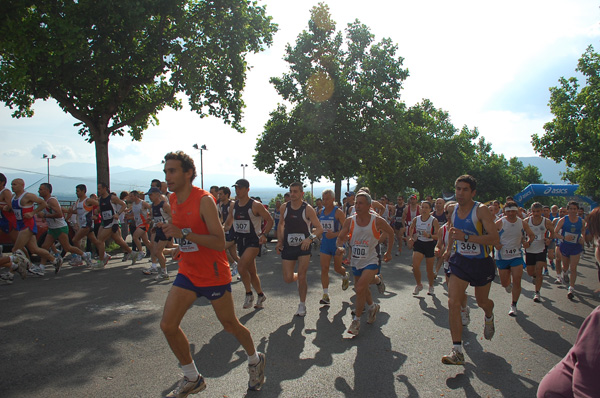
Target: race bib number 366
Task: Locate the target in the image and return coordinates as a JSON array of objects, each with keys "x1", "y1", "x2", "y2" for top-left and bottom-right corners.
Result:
[{"x1": 457, "y1": 241, "x2": 481, "y2": 256}]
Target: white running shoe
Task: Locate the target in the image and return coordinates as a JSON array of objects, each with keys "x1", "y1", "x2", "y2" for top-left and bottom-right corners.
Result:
[
  {"x1": 254, "y1": 294, "x2": 267, "y2": 309},
  {"x1": 461, "y1": 306, "x2": 470, "y2": 326},
  {"x1": 508, "y1": 304, "x2": 517, "y2": 317},
  {"x1": 295, "y1": 303, "x2": 307, "y2": 317},
  {"x1": 412, "y1": 285, "x2": 423, "y2": 295},
  {"x1": 247, "y1": 352, "x2": 266, "y2": 391},
  {"x1": 427, "y1": 286, "x2": 434, "y2": 296},
  {"x1": 567, "y1": 286, "x2": 575, "y2": 299},
  {"x1": 505, "y1": 283, "x2": 513, "y2": 293},
  {"x1": 367, "y1": 304, "x2": 380, "y2": 324},
  {"x1": 243, "y1": 293, "x2": 254, "y2": 309},
  {"x1": 484, "y1": 314, "x2": 495, "y2": 340},
  {"x1": 230, "y1": 262, "x2": 238, "y2": 277},
  {"x1": 347, "y1": 319, "x2": 360, "y2": 335}
]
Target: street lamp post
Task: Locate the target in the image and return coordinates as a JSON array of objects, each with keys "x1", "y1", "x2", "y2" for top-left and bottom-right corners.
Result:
[
  {"x1": 192, "y1": 144, "x2": 207, "y2": 189},
  {"x1": 241, "y1": 164, "x2": 248, "y2": 179},
  {"x1": 42, "y1": 154, "x2": 56, "y2": 184}
]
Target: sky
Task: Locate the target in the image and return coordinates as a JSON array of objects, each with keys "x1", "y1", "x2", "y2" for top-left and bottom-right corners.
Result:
[{"x1": 1, "y1": 0, "x2": 599, "y2": 189}]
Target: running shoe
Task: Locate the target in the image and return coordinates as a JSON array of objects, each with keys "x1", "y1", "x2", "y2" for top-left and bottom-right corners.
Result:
[
  {"x1": 28, "y1": 265, "x2": 45, "y2": 276},
  {"x1": 442, "y1": 348, "x2": 465, "y2": 365},
  {"x1": 554, "y1": 276, "x2": 563, "y2": 285},
  {"x1": 295, "y1": 303, "x2": 307, "y2": 317},
  {"x1": 122, "y1": 252, "x2": 131, "y2": 262},
  {"x1": 53, "y1": 256, "x2": 63, "y2": 274},
  {"x1": 155, "y1": 272, "x2": 170, "y2": 281},
  {"x1": 508, "y1": 304, "x2": 517, "y2": 317},
  {"x1": 542, "y1": 268, "x2": 549, "y2": 276},
  {"x1": 90, "y1": 260, "x2": 105, "y2": 270},
  {"x1": 505, "y1": 283, "x2": 513, "y2": 293},
  {"x1": 142, "y1": 267, "x2": 159, "y2": 275},
  {"x1": 254, "y1": 294, "x2": 266, "y2": 309},
  {"x1": 341, "y1": 272, "x2": 350, "y2": 291},
  {"x1": 367, "y1": 304, "x2": 380, "y2": 324},
  {"x1": 248, "y1": 353, "x2": 266, "y2": 391},
  {"x1": 533, "y1": 292, "x2": 541, "y2": 303},
  {"x1": 461, "y1": 306, "x2": 470, "y2": 326},
  {"x1": 230, "y1": 262, "x2": 238, "y2": 277},
  {"x1": 82, "y1": 252, "x2": 93, "y2": 267},
  {"x1": 567, "y1": 286, "x2": 574, "y2": 299},
  {"x1": 484, "y1": 314, "x2": 495, "y2": 340},
  {"x1": 347, "y1": 319, "x2": 360, "y2": 335},
  {"x1": 319, "y1": 293, "x2": 330, "y2": 305},
  {"x1": 131, "y1": 251, "x2": 140, "y2": 265},
  {"x1": 166, "y1": 375, "x2": 206, "y2": 398},
  {"x1": 427, "y1": 286, "x2": 435, "y2": 296},
  {"x1": 0, "y1": 272, "x2": 14, "y2": 284},
  {"x1": 412, "y1": 284, "x2": 423, "y2": 295},
  {"x1": 243, "y1": 293, "x2": 254, "y2": 309},
  {"x1": 377, "y1": 275, "x2": 386, "y2": 294},
  {"x1": 563, "y1": 272, "x2": 570, "y2": 284},
  {"x1": 12, "y1": 252, "x2": 28, "y2": 279},
  {"x1": 103, "y1": 253, "x2": 112, "y2": 266}
]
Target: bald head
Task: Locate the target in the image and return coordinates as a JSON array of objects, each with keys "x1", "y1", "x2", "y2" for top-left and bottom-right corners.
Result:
[{"x1": 11, "y1": 179, "x2": 24, "y2": 194}]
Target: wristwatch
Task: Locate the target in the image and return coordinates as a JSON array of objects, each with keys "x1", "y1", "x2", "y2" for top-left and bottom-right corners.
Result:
[
  {"x1": 181, "y1": 230, "x2": 189, "y2": 241},
  {"x1": 464, "y1": 234, "x2": 470, "y2": 242},
  {"x1": 308, "y1": 233, "x2": 316, "y2": 240}
]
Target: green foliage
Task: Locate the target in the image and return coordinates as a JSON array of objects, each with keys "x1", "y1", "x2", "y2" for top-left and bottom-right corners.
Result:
[
  {"x1": 254, "y1": 2, "x2": 408, "y2": 201},
  {"x1": 532, "y1": 45, "x2": 600, "y2": 200},
  {"x1": 268, "y1": 193, "x2": 284, "y2": 208},
  {"x1": 0, "y1": 0, "x2": 277, "y2": 185}
]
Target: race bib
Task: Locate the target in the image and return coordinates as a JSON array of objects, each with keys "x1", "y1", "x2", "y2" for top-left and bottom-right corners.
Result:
[
  {"x1": 233, "y1": 219, "x2": 250, "y2": 234},
  {"x1": 321, "y1": 220, "x2": 334, "y2": 232},
  {"x1": 564, "y1": 232, "x2": 578, "y2": 243},
  {"x1": 352, "y1": 244, "x2": 368, "y2": 259},
  {"x1": 395, "y1": 217, "x2": 403, "y2": 223},
  {"x1": 102, "y1": 210, "x2": 113, "y2": 220},
  {"x1": 287, "y1": 233, "x2": 305, "y2": 246},
  {"x1": 13, "y1": 209, "x2": 22, "y2": 220},
  {"x1": 501, "y1": 246, "x2": 520, "y2": 259},
  {"x1": 154, "y1": 215, "x2": 165, "y2": 223},
  {"x1": 178, "y1": 228, "x2": 199, "y2": 252},
  {"x1": 457, "y1": 241, "x2": 481, "y2": 256}
]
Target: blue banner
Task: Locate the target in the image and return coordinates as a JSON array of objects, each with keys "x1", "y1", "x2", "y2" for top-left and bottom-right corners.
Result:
[{"x1": 513, "y1": 184, "x2": 597, "y2": 209}]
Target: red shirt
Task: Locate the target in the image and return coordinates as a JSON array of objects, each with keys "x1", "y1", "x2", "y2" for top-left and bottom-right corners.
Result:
[{"x1": 170, "y1": 187, "x2": 231, "y2": 287}]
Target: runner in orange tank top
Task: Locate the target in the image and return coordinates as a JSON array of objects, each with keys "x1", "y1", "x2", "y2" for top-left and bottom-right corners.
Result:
[{"x1": 158, "y1": 151, "x2": 266, "y2": 397}]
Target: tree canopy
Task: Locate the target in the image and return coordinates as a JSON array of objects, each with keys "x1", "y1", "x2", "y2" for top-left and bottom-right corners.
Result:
[
  {"x1": 0, "y1": 0, "x2": 277, "y2": 186},
  {"x1": 532, "y1": 45, "x2": 600, "y2": 200}
]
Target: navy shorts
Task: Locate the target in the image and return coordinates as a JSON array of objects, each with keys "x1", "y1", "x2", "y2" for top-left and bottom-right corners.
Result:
[
  {"x1": 413, "y1": 240, "x2": 436, "y2": 258},
  {"x1": 281, "y1": 245, "x2": 311, "y2": 261},
  {"x1": 0, "y1": 218, "x2": 10, "y2": 234},
  {"x1": 319, "y1": 237, "x2": 337, "y2": 256},
  {"x1": 173, "y1": 273, "x2": 232, "y2": 300},
  {"x1": 448, "y1": 253, "x2": 495, "y2": 287},
  {"x1": 560, "y1": 242, "x2": 583, "y2": 257},
  {"x1": 525, "y1": 250, "x2": 547, "y2": 266},
  {"x1": 225, "y1": 228, "x2": 236, "y2": 242},
  {"x1": 153, "y1": 228, "x2": 171, "y2": 243}
]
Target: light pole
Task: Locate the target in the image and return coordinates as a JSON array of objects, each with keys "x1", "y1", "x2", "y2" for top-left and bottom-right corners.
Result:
[
  {"x1": 241, "y1": 164, "x2": 248, "y2": 179},
  {"x1": 192, "y1": 144, "x2": 207, "y2": 189},
  {"x1": 42, "y1": 154, "x2": 56, "y2": 184}
]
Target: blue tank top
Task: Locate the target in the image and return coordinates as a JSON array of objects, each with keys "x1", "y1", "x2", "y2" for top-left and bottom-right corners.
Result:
[
  {"x1": 319, "y1": 206, "x2": 340, "y2": 242},
  {"x1": 451, "y1": 201, "x2": 491, "y2": 259},
  {"x1": 561, "y1": 216, "x2": 583, "y2": 246}
]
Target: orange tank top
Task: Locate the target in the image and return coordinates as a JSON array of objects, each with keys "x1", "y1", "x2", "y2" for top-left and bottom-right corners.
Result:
[{"x1": 170, "y1": 186, "x2": 231, "y2": 287}]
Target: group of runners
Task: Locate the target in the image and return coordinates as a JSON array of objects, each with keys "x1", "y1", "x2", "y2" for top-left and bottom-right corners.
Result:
[{"x1": 2, "y1": 158, "x2": 599, "y2": 396}]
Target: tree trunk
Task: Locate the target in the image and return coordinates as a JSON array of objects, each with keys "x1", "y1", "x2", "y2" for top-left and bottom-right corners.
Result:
[
  {"x1": 93, "y1": 127, "x2": 111, "y2": 190},
  {"x1": 334, "y1": 179, "x2": 342, "y2": 203}
]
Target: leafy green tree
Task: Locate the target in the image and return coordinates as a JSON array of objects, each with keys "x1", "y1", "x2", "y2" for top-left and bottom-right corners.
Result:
[
  {"x1": 254, "y1": 2, "x2": 408, "y2": 201},
  {"x1": 0, "y1": 0, "x2": 276, "y2": 186},
  {"x1": 532, "y1": 45, "x2": 600, "y2": 200}
]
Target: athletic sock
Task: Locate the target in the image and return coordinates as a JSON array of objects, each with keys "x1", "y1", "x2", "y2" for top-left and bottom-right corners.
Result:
[
  {"x1": 453, "y1": 342, "x2": 463, "y2": 353},
  {"x1": 248, "y1": 351, "x2": 260, "y2": 365},
  {"x1": 323, "y1": 288, "x2": 329, "y2": 295},
  {"x1": 181, "y1": 362, "x2": 200, "y2": 381},
  {"x1": 257, "y1": 292, "x2": 264, "y2": 297}
]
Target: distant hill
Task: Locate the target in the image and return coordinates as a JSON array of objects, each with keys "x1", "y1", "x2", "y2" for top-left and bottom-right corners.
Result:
[{"x1": 517, "y1": 156, "x2": 567, "y2": 184}]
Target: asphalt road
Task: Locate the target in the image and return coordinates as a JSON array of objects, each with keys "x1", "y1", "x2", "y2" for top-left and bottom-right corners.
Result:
[{"x1": 1, "y1": 243, "x2": 599, "y2": 398}]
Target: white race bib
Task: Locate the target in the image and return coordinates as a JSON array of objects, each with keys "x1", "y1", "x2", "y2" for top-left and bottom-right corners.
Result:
[
  {"x1": 287, "y1": 233, "x2": 305, "y2": 246},
  {"x1": 501, "y1": 246, "x2": 520, "y2": 259},
  {"x1": 352, "y1": 244, "x2": 368, "y2": 259},
  {"x1": 457, "y1": 241, "x2": 481, "y2": 256},
  {"x1": 13, "y1": 209, "x2": 22, "y2": 220},
  {"x1": 321, "y1": 220, "x2": 334, "y2": 233},
  {"x1": 233, "y1": 219, "x2": 250, "y2": 234},
  {"x1": 178, "y1": 228, "x2": 199, "y2": 252},
  {"x1": 102, "y1": 210, "x2": 113, "y2": 220},
  {"x1": 564, "y1": 232, "x2": 578, "y2": 243}
]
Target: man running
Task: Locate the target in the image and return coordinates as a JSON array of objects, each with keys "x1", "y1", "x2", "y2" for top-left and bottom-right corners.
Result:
[
  {"x1": 442, "y1": 175, "x2": 499, "y2": 365},
  {"x1": 38, "y1": 183, "x2": 92, "y2": 272},
  {"x1": 494, "y1": 201, "x2": 535, "y2": 316},
  {"x1": 66, "y1": 184, "x2": 101, "y2": 266},
  {"x1": 93, "y1": 183, "x2": 132, "y2": 270},
  {"x1": 393, "y1": 196, "x2": 406, "y2": 256},
  {"x1": 142, "y1": 187, "x2": 172, "y2": 280},
  {"x1": 318, "y1": 189, "x2": 349, "y2": 305},
  {"x1": 524, "y1": 202, "x2": 555, "y2": 303},
  {"x1": 0, "y1": 173, "x2": 18, "y2": 245},
  {"x1": 554, "y1": 201, "x2": 587, "y2": 299},
  {"x1": 128, "y1": 190, "x2": 152, "y2": 264},
  {"x1": 223, "y1": 179, "x2": 273, "y2": 310},
  {"x1": 159, "y1": 151, "x2": 265, "y2": 396},
  {"x1": 275, "y1": 182, "x2": 323, "y2": 317},
  {"x1": 8, "y1": 178, "x2": 60, "y2": 273},
  {"x1": 336, "y1": 191, "x2": 394, "y2": 336},
  {"x1": 217, "y1": 186, "x2": 240, "y2": 276}
]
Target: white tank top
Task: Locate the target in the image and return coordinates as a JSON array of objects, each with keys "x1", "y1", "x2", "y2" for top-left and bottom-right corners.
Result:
[
  {"x1": 44, "y1": 197, "x2": 68, "y2": 229},
  {"x1": 527, "y1": 217, "x2": 547, "y2": 254},
  {"x1": 416, "y1": 215, "x2": 434, "y2": 242},
  {"x1": 348, "y1": 214, "x2": 381, "y2": 270},
  {"x1": 496, "y1": 217, "x2": 524, "y2": 260}
]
